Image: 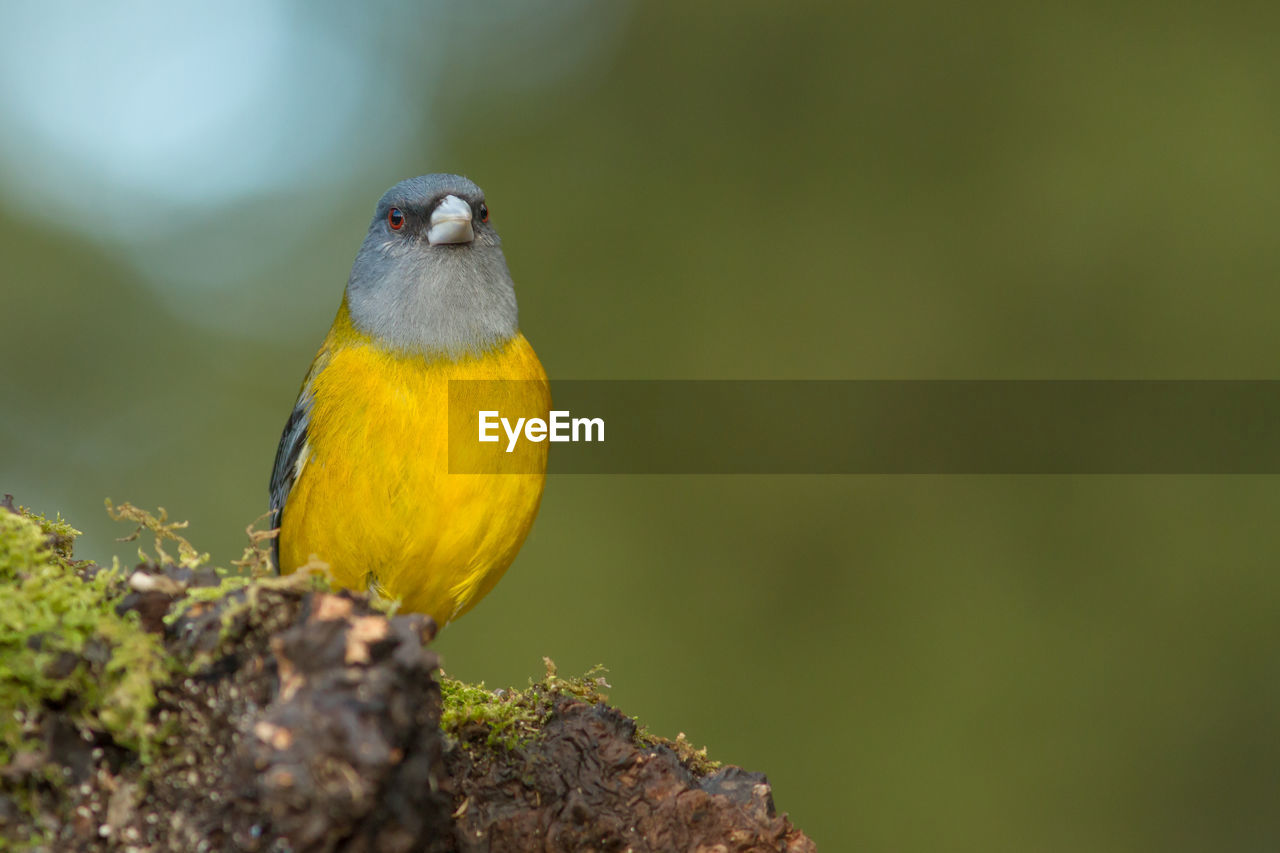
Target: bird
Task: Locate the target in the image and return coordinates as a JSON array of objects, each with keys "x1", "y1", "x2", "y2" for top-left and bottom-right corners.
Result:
[{"x1": 269, "y1": 174, "x2": 549, "y2": 626}]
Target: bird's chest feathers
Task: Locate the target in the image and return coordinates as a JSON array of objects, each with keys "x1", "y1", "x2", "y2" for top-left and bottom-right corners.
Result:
[{"x1": 302, "y1": 335, "x2": 545, "y2": 496}]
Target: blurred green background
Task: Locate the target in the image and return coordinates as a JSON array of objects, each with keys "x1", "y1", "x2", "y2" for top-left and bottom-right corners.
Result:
[{"x1": 3, "y1": 2, "x2": 1279, "y2": 849}]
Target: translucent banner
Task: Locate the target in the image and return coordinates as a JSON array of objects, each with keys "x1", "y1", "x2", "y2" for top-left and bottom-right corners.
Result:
[{"x1": 447, "y1": 380, "x2": 1280, "y2": 474}]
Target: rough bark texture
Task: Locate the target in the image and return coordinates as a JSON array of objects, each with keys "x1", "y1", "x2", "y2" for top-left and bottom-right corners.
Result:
[
  {"x1": 1, "y1": 516, "x2": 815, "y2": 852},
  {"x1": 447, "y1": 698, "x2": 813, "y2": 852}
]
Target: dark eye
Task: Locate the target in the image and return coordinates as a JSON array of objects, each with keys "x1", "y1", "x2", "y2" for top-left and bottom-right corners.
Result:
[
  {"x1": 478, "y1": 203, "x2": 489, "y2": 223},
  {"x1": 387, "y1": 208, "x2": 404, "y2": 230}
]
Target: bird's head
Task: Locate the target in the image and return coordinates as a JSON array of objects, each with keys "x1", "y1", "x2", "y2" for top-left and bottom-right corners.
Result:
[{"x1": 345, "y1": 174, "x2": 519, "y2": 359}]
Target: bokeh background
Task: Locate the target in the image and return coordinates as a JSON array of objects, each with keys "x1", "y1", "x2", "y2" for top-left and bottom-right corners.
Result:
[{"x1": 3, "y1": 2, "x2": 1279, "y2": 849}]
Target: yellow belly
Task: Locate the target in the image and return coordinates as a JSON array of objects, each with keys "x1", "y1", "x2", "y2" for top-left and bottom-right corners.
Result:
[{"x1": 278, "y1": 331, "x2": 549, "y2": 625}]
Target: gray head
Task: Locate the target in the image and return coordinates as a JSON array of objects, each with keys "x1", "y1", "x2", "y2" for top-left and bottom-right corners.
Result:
[{"x1": 345, "y1": 174, "x2": 519, "y2": 358}]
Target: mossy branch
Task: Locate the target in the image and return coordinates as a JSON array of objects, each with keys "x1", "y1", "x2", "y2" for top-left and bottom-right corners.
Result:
[{"x1": 0, "y1": 497, "x2": 811, "y2": 852}]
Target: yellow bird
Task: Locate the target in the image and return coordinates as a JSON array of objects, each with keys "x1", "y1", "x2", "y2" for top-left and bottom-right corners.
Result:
[{"x1": 269, "y1": 174, "x2": 549, "y2": 626}]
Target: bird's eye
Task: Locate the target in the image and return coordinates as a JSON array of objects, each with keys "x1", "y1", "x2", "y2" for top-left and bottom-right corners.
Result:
[
  {"x1": 479, "y1": 203, "x2": 489, "y2": 223},
  {"x1": 387, "y1": 208, "x2": 405, "y2": 230}
]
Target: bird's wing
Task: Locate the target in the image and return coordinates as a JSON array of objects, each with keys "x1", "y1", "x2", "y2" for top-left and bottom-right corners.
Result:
[
  {"x1": 269, "y1": 348, "x2": 331, "y2": 571},
  {"x1": 269, "y1": 391, "x2": 311, "y2": 572}
]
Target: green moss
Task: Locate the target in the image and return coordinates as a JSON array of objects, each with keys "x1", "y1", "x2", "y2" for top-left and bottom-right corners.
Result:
[
  {"x1": 162, "y1": 570, "x2": 330, "y2": 680},
  {"x1": 540, "y1": 658, "x2": 611, "y2": 702},
  {"x1": 0, "y1": 502, "x2": 169, "y2": 768},
  {"x1": 440, "y1": 659, "x2": 720, "y2": 775},
  {"x1": 105, "y1": 499, "x2": 209, "y2": 570},
  {"x1": 440, "y1": 677, "x2": 545, "y2": 749},
  {"x1": 636, "y1": 727, "x2": 722, "y2": 776},
  {"x1": 438, "y1": 657, "x2": 611, "y2": 750},
  {"x1": 161, "y1": 572, "x2": 252, "y2": 631}
]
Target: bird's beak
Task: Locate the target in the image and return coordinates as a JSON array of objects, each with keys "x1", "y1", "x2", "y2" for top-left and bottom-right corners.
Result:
[{"x1": 427, "y1": 194, "x2": 475, "y2": 245}]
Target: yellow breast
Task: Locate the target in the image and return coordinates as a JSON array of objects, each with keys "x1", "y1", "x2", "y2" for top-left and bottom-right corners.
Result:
[{"x1": 278, "y1": 308, "x2": 549, "y2": 625}]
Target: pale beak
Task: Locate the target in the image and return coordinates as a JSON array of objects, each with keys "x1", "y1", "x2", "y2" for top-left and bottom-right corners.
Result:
[{"x1": 427, "y1": 194, "x2": 475, "y2": 245}]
